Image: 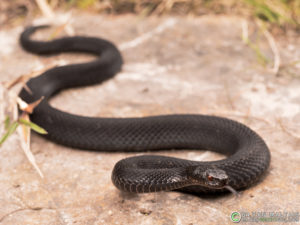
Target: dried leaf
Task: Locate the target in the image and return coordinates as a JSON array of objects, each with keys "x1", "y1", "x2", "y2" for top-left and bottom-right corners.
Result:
[
  {"x1": 5, "y1": 72, "x2": 34, "y2": 91},
  {"x1": 18, "y1": 122, "x2": 44, "y2": 178},
  {"x1": 17, "y1": 96, "x2": 44, "y2": 114},
  {"x1": 17, "y1": 98, "x2": 29, "y2": 111}
]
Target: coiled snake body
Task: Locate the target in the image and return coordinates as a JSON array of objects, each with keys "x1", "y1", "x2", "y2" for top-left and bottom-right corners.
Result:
[{"x1": 19, "y1": 26, "x2": 270, "y2": 194}]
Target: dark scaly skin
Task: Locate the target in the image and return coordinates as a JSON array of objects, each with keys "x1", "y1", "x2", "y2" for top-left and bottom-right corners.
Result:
[{"x1": 19, "y1": 26, "x2": 271, "y2": 194}]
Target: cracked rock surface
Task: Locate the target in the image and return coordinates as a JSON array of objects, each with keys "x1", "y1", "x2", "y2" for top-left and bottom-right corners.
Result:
[{"x1": 0, "y1": 12, "x2": 299, "y2": 224}]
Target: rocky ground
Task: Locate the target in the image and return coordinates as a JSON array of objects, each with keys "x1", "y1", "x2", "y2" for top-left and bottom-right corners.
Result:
[{"x1": 0, "y1": 11, "x2": 299, "y2": 225}]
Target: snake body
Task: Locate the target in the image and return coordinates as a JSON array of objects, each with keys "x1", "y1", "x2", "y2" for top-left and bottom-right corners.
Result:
[{"x1": 19, "y1": 26, "x2": 270, "y2": 194}]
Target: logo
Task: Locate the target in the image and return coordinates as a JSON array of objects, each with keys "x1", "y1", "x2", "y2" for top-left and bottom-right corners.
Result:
[{"x1": 231, "y1": 212, "x2": 241, "y2": 223}]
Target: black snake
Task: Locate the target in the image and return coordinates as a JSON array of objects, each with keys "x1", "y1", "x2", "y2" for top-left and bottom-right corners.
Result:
[{"x1": 19, "y1": 25, "x2": 271, "y2": 194}]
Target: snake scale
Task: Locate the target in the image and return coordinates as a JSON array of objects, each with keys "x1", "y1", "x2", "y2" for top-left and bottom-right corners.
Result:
[{"x1": 19, "y1": 25, "x2": 270, "y2": 194}]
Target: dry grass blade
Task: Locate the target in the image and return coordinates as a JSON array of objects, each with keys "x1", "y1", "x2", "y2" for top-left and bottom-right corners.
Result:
[
  {"x1": 277, "y1": 117, "x2": 300, "y2": 139},
  {"x1": 35, "y1": 0, "x2": 55, "y2": 18},
  {"x1": 17, "y1": 96, "x2": 44, "y2": 114},
  {"x1": 1, "y1": 73, "x2": 46, "y2": 178},
  {"x1": 18, "y1": 114, "x2": 44, "y2": 178},
  {"x1": 241, "y1": 20, "x2": 249, "y2": 44},
  {"x1": 4, "y1": 68, "x2": 48, "y2": 92},
  {"x1": 258, "y1": 21, "x2": 280, "y2": 75},
  {"x1": 33, "y1": 0, "x2": 74, "y2": 36}
]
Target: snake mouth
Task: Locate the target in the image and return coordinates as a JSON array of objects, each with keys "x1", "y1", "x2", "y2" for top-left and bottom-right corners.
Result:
[
  {"x1": 187, "y1": 166, "x2": 229, "y2": 189},
  {"x1": 206, "y1": 179, "x2": 229, "y2": 189}
]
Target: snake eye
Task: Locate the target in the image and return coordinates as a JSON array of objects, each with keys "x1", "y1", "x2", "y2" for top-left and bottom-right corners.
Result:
[{"x1": 207, "y1": 175, "x2": 213, "y2": 181}]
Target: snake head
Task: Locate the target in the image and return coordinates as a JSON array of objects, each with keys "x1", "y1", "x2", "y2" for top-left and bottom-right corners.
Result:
[{"x1": 187, "y1": 166, "x2": 229, "y2": 189}]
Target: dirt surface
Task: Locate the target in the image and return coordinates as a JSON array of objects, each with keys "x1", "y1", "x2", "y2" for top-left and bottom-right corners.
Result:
[{"x1": 0, "y1": 12, "x2": 299, "y2": 225}]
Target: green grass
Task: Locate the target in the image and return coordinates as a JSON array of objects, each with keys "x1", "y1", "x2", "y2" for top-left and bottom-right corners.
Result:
[
  {"x1": 0, "y1": 115, "x2": 47, "y2": 147},
  {"x1": 244, "y1": 0, "x2": 299, "y2": 26},
  {"x1": 63, "y1": 0, "x2": 300, "y2": 27},
  {"x1": 1, "y1": 0, "x2": 299, "y2": 28},
  {"x1": 1, "y1": 0, "x2": 298, "y2": 146}
]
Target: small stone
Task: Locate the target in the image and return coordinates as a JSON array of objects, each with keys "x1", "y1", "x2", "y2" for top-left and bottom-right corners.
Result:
[{"x1": 139, "y1": 208, "x2": 152, "y2": 215}]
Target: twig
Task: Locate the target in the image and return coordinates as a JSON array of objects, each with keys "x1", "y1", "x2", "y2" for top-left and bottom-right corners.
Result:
[
  {"x1": 1, "y1": 74, "x2": 45, "y2": 178},
  {"x1": 17, "y1": 114, "x2": 44, "y2": 178},
  {"x1": 0, "y1": 206, "x2": 56, "y2": 223},
  {"x1": 120, "y1": 18, "x2": 177, "y2": 50},
  {"x1": 241, "y1": 20, "x2": 269, "y2": 66},
  {"x1": 35, "y1": 0, "x2": 55, "y2": 19},
  {"x1": 17, "y1": 97, "x2": 44, "y2": 114},
  {"x1": 258, "y1": 21, "x2": 281, "y2": 75},
  {"x1": 241, "y1": 19, "x2": 249, "y2": 44},
  {"x1": 277, "y1": 117, "x2": 300, "y2": 139},
  {"x1": 34, "y1": 0, "x2": 74, "y2": 36},
  {"x1": 263, "y1": 30, "x2": 280, "y2": 75}
]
